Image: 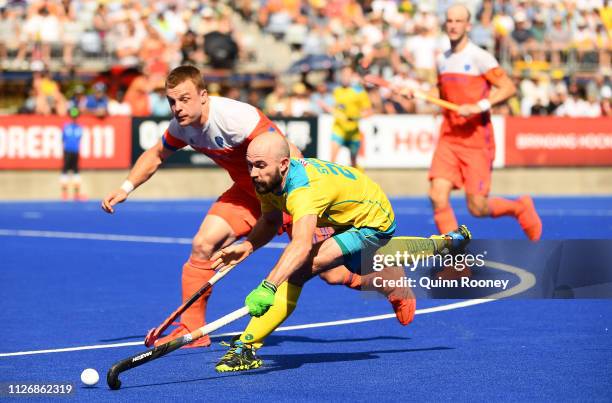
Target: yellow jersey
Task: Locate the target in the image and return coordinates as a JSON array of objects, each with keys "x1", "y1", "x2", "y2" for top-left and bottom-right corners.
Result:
[
  {"x1": 257, "y1": 158, "x2": 394, "y2": 232},
  {"x1": 332, "y1": 84, "x2": 372, "y2": 133}
]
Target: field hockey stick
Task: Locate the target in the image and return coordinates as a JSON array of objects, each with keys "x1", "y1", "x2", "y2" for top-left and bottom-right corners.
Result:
[
  {"x1": 144, "y1": 264, "x2": 237, "y2": 347},
  {"x1": 362, "y1": 74, "x2": 459, "y2": 112},
  {"x1": 108, "y1": 306, "x2": 250, "y2": 390}
]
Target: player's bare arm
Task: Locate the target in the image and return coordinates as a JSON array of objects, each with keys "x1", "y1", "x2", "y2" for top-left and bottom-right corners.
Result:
[
  {"x1": 485, "y1": 69, "x2": 517, "y2": 108},
  {"x1": 265, "y1": 214, "x2": 318, "y2": 286},
  {"x1": 457, "y1": 68, "x2": 516, "y2": 117},
  {"x1": 101, "y1": 139, "x2": 174, "y2": 213},
  {"x1": 211, "y1": 210, "x2": 283, "y2": 270}
]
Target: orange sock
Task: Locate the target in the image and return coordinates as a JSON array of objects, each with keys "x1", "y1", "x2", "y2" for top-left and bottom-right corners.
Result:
[
  {"x1": 180, "y1": 256, "x2": 215, "y2": 330},
  {"x1": 342, "y1": 270, "x2": 362, "y2": 290},
  {"x1": 433, "y1": 206, "x2": 458, "y2": 234},
  {"x1": 488, "y1": 197, "x2": 522, "y2": 218}
]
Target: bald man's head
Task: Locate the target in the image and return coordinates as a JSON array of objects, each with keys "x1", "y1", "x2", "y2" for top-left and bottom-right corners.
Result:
[
  {"x1": 446, "y1": 4, "x2": 471, "y2": 22},
  {"x1": 246, "y1": 133, "x2": 291, "y2": 194},
  {"x1": 445, "y1": 3, "x2": 472, "y2": 45},
  {"x1": 248, "y1": 133, "x2": 290, "y2": 161}
]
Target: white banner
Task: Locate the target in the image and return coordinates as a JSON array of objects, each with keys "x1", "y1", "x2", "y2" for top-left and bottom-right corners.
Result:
[{"x1": 317, "y1": 114, "x2": 505, "y2": 168}]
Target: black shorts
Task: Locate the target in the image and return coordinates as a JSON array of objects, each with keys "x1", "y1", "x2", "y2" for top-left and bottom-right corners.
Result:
[{"x1": 62, "y1": 151, "x2": 80, "y2": 173}]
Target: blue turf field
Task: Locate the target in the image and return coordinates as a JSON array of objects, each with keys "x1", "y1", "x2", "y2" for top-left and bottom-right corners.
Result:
[{"x1": 0, "y1": 197, "x2": 611, "y2": 401}]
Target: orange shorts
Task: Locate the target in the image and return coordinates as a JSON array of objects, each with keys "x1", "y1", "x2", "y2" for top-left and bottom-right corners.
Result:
[
  {"x1": 208, "y1": 183, "x2": 261, "y2": 237},
  {"x1": 207, "y1": 183, "x2": 334, "y2": 241},
  {"x1": 428, "y1": 140, "x2": 495, "y2": 196}
]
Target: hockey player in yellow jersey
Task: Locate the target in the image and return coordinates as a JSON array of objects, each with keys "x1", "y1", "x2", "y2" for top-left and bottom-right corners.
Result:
[
  {"x1": 326, "y1": 65, "x2": 373, "y2": 167},
  {"x1": 211, "y1": 133, "x2": 471, "y2": 372}
]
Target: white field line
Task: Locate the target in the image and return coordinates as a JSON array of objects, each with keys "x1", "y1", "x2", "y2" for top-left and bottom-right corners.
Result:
[{"x1": 0, "y1": 259, "x2": 533, "y2": 358}]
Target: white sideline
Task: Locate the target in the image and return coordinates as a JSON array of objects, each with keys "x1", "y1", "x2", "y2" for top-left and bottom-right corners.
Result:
[{"x1": 0, "y1": 229, "x2": 287, "y2": 248}]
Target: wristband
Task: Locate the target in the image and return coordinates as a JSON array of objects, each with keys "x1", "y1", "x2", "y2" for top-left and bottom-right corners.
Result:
[
  {"x1": 477, "y1": 99, "x2": 491, "y2": 112},
  {"x1": 120, "y1": 180, "x2": 135, "y2": 194},
  {"x1": 262, "y1": 280, "x2": 278, "y2": 294}
]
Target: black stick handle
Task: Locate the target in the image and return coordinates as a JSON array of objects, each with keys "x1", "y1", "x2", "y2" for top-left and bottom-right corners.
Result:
[{"x1": 107, "y1": 306, "x2": 249, "y2": 390}]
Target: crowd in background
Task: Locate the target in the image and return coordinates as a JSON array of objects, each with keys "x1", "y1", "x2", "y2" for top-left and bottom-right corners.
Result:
[{"x1": 2, "y1": 0, "x2": 611, "y2": 117}]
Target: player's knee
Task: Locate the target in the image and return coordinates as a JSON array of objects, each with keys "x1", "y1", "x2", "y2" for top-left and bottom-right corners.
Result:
[
  {"x1": 428, "y1": 187, "x2": 449, "y2": 209},
  {"x1": 467, "y1": 199, "x2": 488, "y2": 217},
  {"x1": 311, "y1": 254, "x2": 333, "y2": 274},
  {"x1": 191, "y1": 235, "x2": 216, "y2": 260}
]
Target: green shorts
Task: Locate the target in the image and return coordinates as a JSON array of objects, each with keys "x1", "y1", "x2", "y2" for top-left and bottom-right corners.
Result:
[
  {"x1": 333, "y1": 221, "x2": 396, "y2": 273},
  {"x1": 332, "y1": 128, "x2": 361, "y2": 156}
]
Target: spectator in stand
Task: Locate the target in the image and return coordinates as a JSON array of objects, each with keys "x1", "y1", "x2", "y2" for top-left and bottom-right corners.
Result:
[
  {"x1": 124, "y1": 71, "x2": 151, "y2": 117},
  {"x1": 92, "y1": 2, "x2": 111, "y2": 54},
  {"x1": 247, "y1": 89, "x2": 264, "y2": 110},
  {"x1": 180, "y1": 30, "x2": 205, "y2": 65},
  {"x1": 225, "y1": 87, "x2": 242, "y2": 100},
  {"x1": 520, "y1": 71, "x2": 551, "y2": 116},
  {"x1": 84, "y1": 82, "x2": 109, "y2": 117},
  {"x1": 23, "y1": 2, "x2": 61, "y2": 67},
  {"x1": 310, "y1": 81, "x2": 335, "y2": 115},
  {"x1": 573, "y1": 18, "x2": 598, "y2": 65},
  {"x1": 384, "y1": 65, "x2": 419, "y2": 114},
  {"x1": 67, "y1": 84, "x2": 87, "y2": 112},
  {"x1": 359, "y1": 12, "x2": 385, "y2": 62},
  {"x1": 475, "y1": 0, "x2": 494, "y2": 22},
  {"x1": 205, "y1": 5, "x2": 244, "y2": 68},
  {"x1": 139, "y1": 23, "x2": 168, "y2": 72},
  {"x1": 594, "y1": 23, "x2": 611, "y2": 68},
  {"x1": 555, "y1": 82, "x2": 599, "y2": 117},
  {"x1": 208, "y1": 82, "x2": 222, "y2": 97},
  {"x1": 288, "y1": 82, "x2": 314, "y2": 117},
  {"x1": 529, "y1": 13, "x2": 547, "y2": 62},
  {"x1": 547, "y1": 14, "x2": 572, "y2": 66},
  {"x1": 115, "y1": 18, "x2": 143, "y2": 67},
  {"x1": 0, "y1": 7, "x2": 20, "y2": 67},
  {"x1": 264, "y1": 83, "x2": 291, "y2": 116},
  {"x1": 258, "y1": 0, "x2": 299, "y2": 39},
  {"x1": 149, "y1": 79, "x2": 172, "y2": 117},
  {"x1": 471, "y1": 9, "x2": 495, "y2": 52},
  {"x1": 108, "y1": 90, "x2": 132, "y2": 116},
  {"x1": 510, "y1": 11, "x2": 534, "y2": 61},
  {"x1": 402, "y1": 20, "x2": 440, "y2": 85},
  {"x1": 60, "y1": 0, "x2": 81, "y2": 67},
  {"x1": 31, "y1": 61, "x2": 67, "y2": 115}
]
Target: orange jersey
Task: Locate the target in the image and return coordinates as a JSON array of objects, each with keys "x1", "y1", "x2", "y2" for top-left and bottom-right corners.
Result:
[
  {"x1": 162, "y1": 96, "x2": 283, "y2": 196},
  {"x1": 437, "y1": 42, "x2": 504, "y2": 148}
]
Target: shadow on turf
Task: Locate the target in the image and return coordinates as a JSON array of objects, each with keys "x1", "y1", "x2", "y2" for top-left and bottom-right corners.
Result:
[
  {"x1": 98, "y1": 333, "x2": 412, "y2": 346},
  {"x1": 116, "y1": 346, "x2": 453, "y2": 390},
  {"x1": 254, "y1": 347, "x2": 454, "y2": 375},
  {"x1": 240, "y1": 334, "x2": 413, "y2": 347}
]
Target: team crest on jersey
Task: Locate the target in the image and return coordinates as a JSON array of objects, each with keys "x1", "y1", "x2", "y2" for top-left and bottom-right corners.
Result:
[
  {"x1": 464, "y1": 64, "x2": 471, "y2": 71},
  {"x1": 214, "y1": 136, "x2": 224, "y2": 147},
  {"x1": 298, "y1": 159, "x2": 309, "y2": 167}
]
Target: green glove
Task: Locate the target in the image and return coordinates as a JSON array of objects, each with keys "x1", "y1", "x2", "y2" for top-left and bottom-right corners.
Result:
[{"x1": 245, "y1": 280, "x2": 277, "y2": 317}]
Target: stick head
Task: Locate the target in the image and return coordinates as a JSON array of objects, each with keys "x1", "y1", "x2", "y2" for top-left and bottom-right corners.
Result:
[
  {"x1": 107, "y1": 366, "x2": 122, "y2": 390},
  {"x1": 144, "y1": 328, "x2": 157, "y2": 348}
]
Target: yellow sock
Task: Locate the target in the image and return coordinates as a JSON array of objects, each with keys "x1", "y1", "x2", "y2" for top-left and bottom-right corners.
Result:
[{"x1": 239, "y1": 281, "x2": 302, "y2": 348}]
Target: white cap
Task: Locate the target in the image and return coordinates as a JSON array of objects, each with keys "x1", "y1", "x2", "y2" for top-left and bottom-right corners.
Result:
[{"x1": 514, "y1": 11, "x2": 527, "y2": 23}]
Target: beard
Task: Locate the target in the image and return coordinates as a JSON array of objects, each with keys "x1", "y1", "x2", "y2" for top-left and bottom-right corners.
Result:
[{"x1": 253, "y1": 168, "x2": 283, "y2": 194}]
